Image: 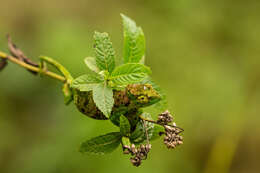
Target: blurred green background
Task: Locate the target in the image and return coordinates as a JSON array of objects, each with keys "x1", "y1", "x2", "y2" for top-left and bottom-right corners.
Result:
[{"x1": 0, "y1": 0, "x2": 260, "y2": 173}]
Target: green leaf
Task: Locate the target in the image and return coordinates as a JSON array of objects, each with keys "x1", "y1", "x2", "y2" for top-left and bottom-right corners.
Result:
[
  {"x1": 121, "y1": 14, "x2": 145, "y2": 64},
  {"x1": 94, "y1": 31, "x2": 116, "y2": 73},
  {"x1": 120, "y1": 115, "x2": 131, "y2": 136},
  {"x1": 80, "y1": 132, "x2": 122, "y2": 155},
  {"x1": 92, "y1": 82, "x2": 114, "y2": 118},
  {"x1": 71, "y1": 74, "x2": 104, "y2": 91},
  {"x1": 110, "y1": 63, "x2": 151, "y2": 85},
  {"x1": 84, "y1": 57, "x2": 100, "y2": 73}
]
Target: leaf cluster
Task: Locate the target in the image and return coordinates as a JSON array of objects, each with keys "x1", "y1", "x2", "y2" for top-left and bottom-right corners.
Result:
[
  {"x1": 72, "y1": 14, "x2": 167, "y2": 155},
  {"x1": 71, "y1": 14, "x2": 151, "y2": 118}
]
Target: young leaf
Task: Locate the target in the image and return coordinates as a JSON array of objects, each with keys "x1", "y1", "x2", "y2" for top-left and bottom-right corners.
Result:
[
  {"x1": 80, "y1": 132, "x2": 122, "y2": 155},
  {"x1": 94, "y1": 31, "x2": 115, "y2": 73},
  {"x1": 92, "y1": 82, "x2": 114, "y2": 118},
  {"x1": 84, "y1": 57, "x2": 100, "y2": 73},
  {"x1": 110, "y1": 63, "x2": 151, "y2": 85},
  {"x1": 120, "y1": 115, "x2": 131, "y2": 136},
  {"x1": 71, "y1": 74, "x2": 104, "y2": 91},
  {"x1": 121, "y1": 14, "x2": 145, "y2": 64}
]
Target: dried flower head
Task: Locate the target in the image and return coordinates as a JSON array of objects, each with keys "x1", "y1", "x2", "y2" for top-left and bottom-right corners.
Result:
[
  {"x1": 163, "y1": 124, "x2": 183, "y2": 149},
  {"x1": 157, "y1": 110, "x2": 173, "y2": 125},
  {"x1": 155, "y1": 110, "x2": 184, "y2": 149},
  {"x1": 123, "y1": 144, "x2": 152, "y2": 167}
]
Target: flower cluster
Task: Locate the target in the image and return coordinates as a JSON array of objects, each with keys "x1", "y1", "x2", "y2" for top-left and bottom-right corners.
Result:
[
  {"x1": 157, "y1": 110, "x2": 184, "y2": 149},
  {"x1": 164, "y1": 125, "x2": 183, "y2": 149},
  {"x1": 123, "y1": 144, "x2": 151, "y2": 167},
  {"x1": 157, "y1": 110, "x2": 173, "y2": 125}
]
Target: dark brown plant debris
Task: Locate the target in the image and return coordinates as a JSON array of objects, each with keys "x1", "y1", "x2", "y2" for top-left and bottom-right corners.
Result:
[{"x1": 7, "y1": 34, "x2": 39, "y2": 74}]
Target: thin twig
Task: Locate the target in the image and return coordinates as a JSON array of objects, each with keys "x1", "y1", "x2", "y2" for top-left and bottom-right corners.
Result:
[
  {"x1": 139, "y1": 115, "x2": 184, "y2": 133},
  {"x1": 142, "y1": 119, "x2": 150, "y2": 145},
  {"x1": 0, "y1": 51, "x2": 66, "y2": 82}
]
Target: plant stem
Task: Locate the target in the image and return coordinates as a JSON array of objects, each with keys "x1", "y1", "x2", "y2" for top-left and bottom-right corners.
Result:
[
  {"x1": 141, "y1": 119, "x2": 150, "y2": 145},
  {"x1": 0, "y1": 51, "x2": 66, "y2": 82},
  {"x1": 139, "y1": 115, "x2": 184, "y2": 133}
]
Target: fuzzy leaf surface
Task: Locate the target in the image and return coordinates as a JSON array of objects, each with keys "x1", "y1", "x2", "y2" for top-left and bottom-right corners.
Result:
[
  {"x1": 110, "y1": 63, "x2": 151, "y2": 85},
  {"x1": 71, "y1": 74, "x2": 104, "y2": 91},
  {"x1": 94, "y1": 31, "x2": 115, "y2": 73},
  {"x1": 121, "y1": 14, "x2": 145, "y2": 64},
  {"x1": 80, "y1": 132, "x2": 122, "y2": 155},
  {"x1": 92, "y1": 82, "x2": 114, "y2": 118}
]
